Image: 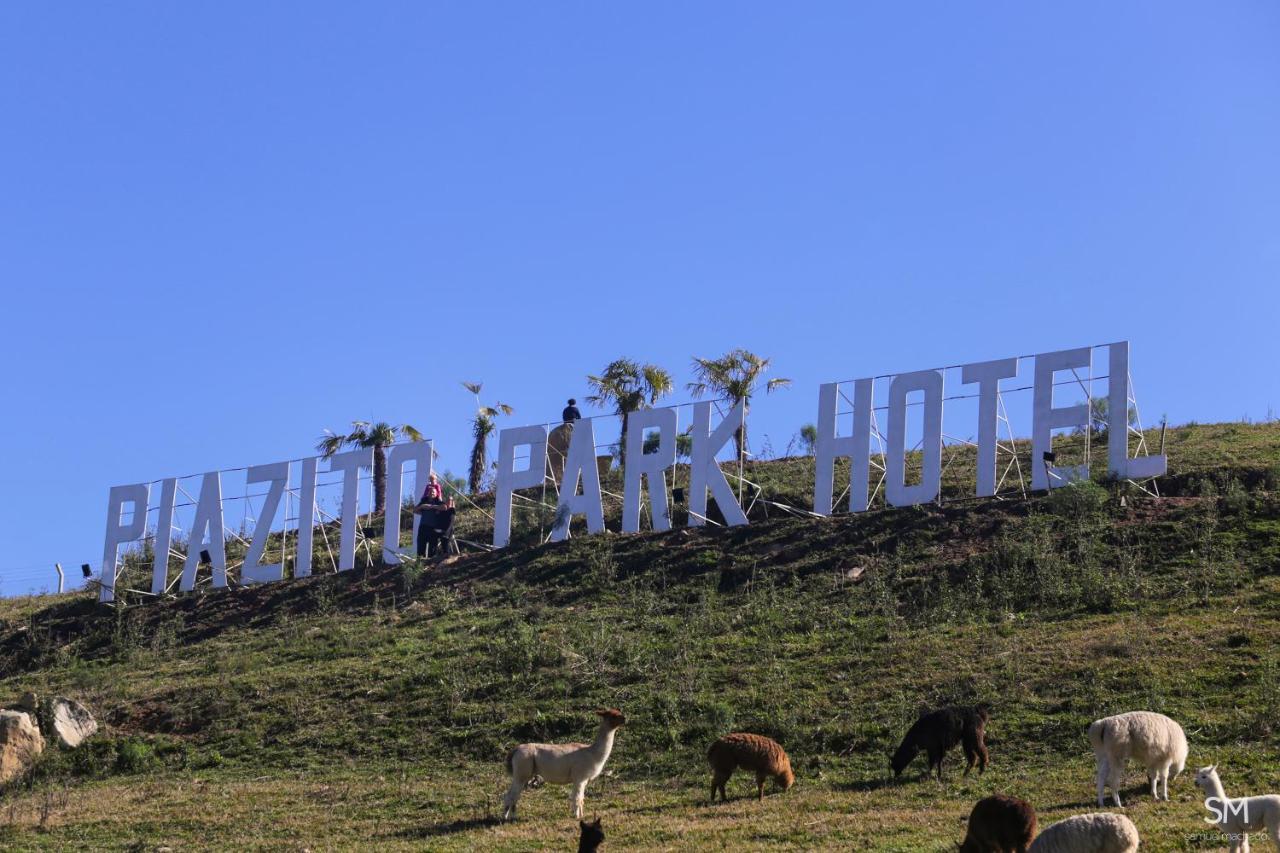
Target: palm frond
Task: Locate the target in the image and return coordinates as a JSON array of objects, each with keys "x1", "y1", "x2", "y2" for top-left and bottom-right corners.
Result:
[
  {"x1": 400, "y1": 424, "x2": 424, "y2": 442},
  {"x1": 497, "y1": 403, "x2": 514, "y2": 416},
  {"x1": 315, "y1": 431, "x2": 346, "y2": 457},
  {"x1": 462, "y1": 381, "x2": 482, "y2": 396},
  {"x1": 766, "y1": 377, "x2": 792, "y2": 393}
]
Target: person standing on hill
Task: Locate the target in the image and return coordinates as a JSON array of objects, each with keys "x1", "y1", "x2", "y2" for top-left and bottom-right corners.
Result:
[
  {"x1": 562, "y1": 398, "x2": 582, "y2": 423},
  {"x1": 414, "y1": 473, "x2": 451, "y2": 558}
]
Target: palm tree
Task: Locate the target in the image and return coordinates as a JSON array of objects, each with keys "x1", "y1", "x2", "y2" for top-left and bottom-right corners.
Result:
[
  {"x1": 462, "y1": 382, "x2": 514, "y2": 494},
  {"x1": 586, "y1": 358, "x2": 674, "y2": 466},
  {"x1": 687, "y1": 349, "x2": 790, "y2": 459},
  {"x1": 316, "y1": 420, "x2": 424, "y2": 515}
]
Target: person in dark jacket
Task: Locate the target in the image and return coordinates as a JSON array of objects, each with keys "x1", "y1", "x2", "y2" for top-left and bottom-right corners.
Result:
[
  {"x1": 562, "y1": 398, "x2": 582, "y2": 423},
  {"x1": 414, "y1": 474, "x2": 452, "y2": 558}
]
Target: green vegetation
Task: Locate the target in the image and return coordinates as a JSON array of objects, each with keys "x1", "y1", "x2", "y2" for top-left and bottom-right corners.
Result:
[{"x1": 0, "y1": 422, "x2": 1278, "y2": 850}]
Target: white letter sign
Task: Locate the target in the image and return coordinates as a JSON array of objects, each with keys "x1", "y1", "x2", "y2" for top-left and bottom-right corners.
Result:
[
  {"x1": 886, "y1": 370, "x2": 944, "y2": 507},
  {"x1": 493, "y1": 425, "x2": 548, "y2": 548},
  {"x1": 1031, "y1": 347, "x2": 1091, "y2": 489},
  {"x1": 180, "y1": 472, "x2": 227, "y2": 592},
  {"x1": 962, "y1": 357, "x2": 1019, "y2": 498},
  {"x1": 100, "y1": 482, "x2": 150, "y2": 603},
  {"x1": 622, "y1": 408, "x2": 677, "y2": 533},
  {"x1": 688, "y1": 400, "x2": 748, "y2": 527},
  {"x1": 814, "y1": 379, "x2": 873, "y2": 515},
  {"x1": 550, "y1": 420, "x2": 605, "y2": 541}
]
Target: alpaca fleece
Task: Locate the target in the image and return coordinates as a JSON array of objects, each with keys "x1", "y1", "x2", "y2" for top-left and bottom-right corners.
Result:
[
  {"x1": 891, "y1": 703, "x2": 990, "y2": 780},
  {"x1": 959, "y1": 794, "x2": 1037, "y2": 853},
  {"x1": 1088, "y1": 710, "x2": 1187, "y2": 806},
  {"x1": 708, "y1": 733, "x2": 795, "y2": 802},
  {"x1": 1029, "y1": 813, "x2": 1139, "y2": 853}
]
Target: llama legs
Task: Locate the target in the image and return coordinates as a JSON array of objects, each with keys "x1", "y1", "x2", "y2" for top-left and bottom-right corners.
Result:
[
  {"x1": 571, "y1": 781, "x2": 587, "y2": 819},
  {"x1": 710, "y1": 770, "x2": 730, "y2": 803},
  {"x1": 1108, "y1": 763, "x2": 1125, "y2": 808},
  {"x1": 501, "y1": 779, "x2": 523, "y2": 820},
  {"x1": 1096, "y1": 758, "x2": 1112, "y2": 807}
]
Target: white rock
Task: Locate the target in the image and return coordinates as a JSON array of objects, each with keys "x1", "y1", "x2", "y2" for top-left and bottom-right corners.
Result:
[{"x1": 51, "y1": 697, "x2": 98, "y2": 748}]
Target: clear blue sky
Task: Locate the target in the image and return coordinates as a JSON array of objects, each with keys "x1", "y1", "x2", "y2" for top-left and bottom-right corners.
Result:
[{"x1": 1, "y1": 3, "x2": 1277, "y2": 594}]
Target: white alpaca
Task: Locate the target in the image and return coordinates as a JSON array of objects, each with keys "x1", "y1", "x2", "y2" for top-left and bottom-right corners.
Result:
[
  {"x1": 1194, "y1": 765, "x2": 1280, "y2": 852},
  {"x1": 1088, "y1": 710, "x2": 1187, "y2": 806},
  {"x1": 502, "y1": 708, "x2": 626, "y2": 820},
  {"x1": 1029, "y1": 813, "x2": 1140, "y2": 853}
]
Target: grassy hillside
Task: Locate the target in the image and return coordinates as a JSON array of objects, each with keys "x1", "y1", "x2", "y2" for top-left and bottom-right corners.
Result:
[{"x1": 1, "y1": 421, "x2": 1279, "y2": 850}]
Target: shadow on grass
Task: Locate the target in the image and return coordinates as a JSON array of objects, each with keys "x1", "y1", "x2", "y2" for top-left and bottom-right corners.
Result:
[
  {"x1": 394, "y1": 816, "x2": 502, "y2": 838},
  {"x1": 1043, "y1": 784, "x2": 1152, "y2": 812},
  {"x1": 834, "y1": 777, "x2": 897, "y2": 792}
]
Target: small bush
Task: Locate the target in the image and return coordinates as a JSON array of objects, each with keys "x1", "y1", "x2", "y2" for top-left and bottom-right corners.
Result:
[{"x1": 114, "y1": 739, "x2": 158, "y2": 774}]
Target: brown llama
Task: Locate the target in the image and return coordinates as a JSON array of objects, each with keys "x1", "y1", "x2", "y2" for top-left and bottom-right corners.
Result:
[
  {"x1": 959, "y1": 794, "x2": 1037, "y2": 853},
  {"x1": 708, "y1": 733, "x2": 795, "y2": 802}
]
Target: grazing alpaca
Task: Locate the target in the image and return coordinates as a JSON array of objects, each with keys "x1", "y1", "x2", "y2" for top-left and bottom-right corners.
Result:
[
  {"x1": 959, "y1": 794, "x2": 1037, "y2": 853},
  {"x1": 891, "y1": 703, "x2": 991, "y2": 781},
  {"x1": 1029, "y1": 813, "x2": 1139, "y2": 853},
  {"x1": 577, "y1": 816, "x2": 605, "y2": 852},
  {"x1": 1194, "y1": 765, "x2": 1280, "y2": 852},
  {"x1": 707, "y1": 733, "x2": 795, "y2": 802},
  {"x1": 502, "y1": 708, "x2": 626, "y2": 820},
  {"x1": 1088, "y1": 710, "x2": 1187, "y2": 806}
]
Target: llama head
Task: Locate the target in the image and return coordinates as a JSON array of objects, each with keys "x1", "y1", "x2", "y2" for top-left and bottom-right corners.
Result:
[
  {"x1": 974, "y1": 702, "x2": 992, "y2": 722},
  {"x1": 578, "y1": 816, "x2": 604, "y2": 846},
  {"x1": 776, "y1": 765, "x2": 796, "y2": 791},
  {"x1": 1194, "y1": 765, "x2": 1220, "y2": 792},
  {"x1": 596, "y1": 708, "x2": 627, "y2": 728},
  {"x1": 890, "y1": 742, "x2": 917, "y2": 778}
]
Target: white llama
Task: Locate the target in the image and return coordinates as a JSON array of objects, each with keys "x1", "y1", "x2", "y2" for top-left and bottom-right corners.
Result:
[
  {"x1": 1194, "y1": 765, "x2": 1280, "y2": 852},
  {"x1": 502, "y1": 708, "x2": 626, "y2": 820}
]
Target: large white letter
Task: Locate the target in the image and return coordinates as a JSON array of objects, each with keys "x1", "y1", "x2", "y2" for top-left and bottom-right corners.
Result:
[
  {"x1": 622, "y1": 408, "x2": 677, "y2": 533},
  {"x1": 886, "y1": 370, "x2": 944, "y2": 507},
  {"x1": 383, "y1": 440, "x2": 434, "y2": 564},
  {"x1": 1107, "y1": 341, "x2": 1166, "y2": 480},
  {"x1": 688, "y1": 400, "x2": 748, "y2": 527},
  {"x1": 493, "y1": 425, "x2": 548, "y2": 548},
  {"x1": 242, "y1": 461, "x2": 289, "y2": 584},
  {"x1": 295, "y1": 457, "x2": 317, "y2": 577},
  {"x1": 550, "y1": 420, "x2": 605, "y2": 541},
  {"x1": 180, "y1": 472, "x2": 227, "y2": 592},
  {"x1": 1031, "y1": 347, "x2": 1091, "y2": 490},
  {"x1": 814, "y1": 380, "x2": 873, "y2": 515},
  {"x1": 961, "y1": 357, "x2": 1019, "y2": 497},
  {"x1": 100, "y1": 482, "x2": 150, "y2": 603},
  {"x1": 325, "y1": 448, "x2": 371, "y2": 571},
  {"x1": 150, "y1": 478, "x2": 177, "y2": 595}
]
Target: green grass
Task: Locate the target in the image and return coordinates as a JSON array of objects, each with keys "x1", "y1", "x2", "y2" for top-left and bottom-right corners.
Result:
[{"x1": 1, "y1": 421, "x2": 1279, "y2": 850}]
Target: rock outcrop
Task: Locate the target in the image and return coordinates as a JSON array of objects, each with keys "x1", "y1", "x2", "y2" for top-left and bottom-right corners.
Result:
[{"x1": 0, "y1": 709, "x2": 45, "y2": 785}]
